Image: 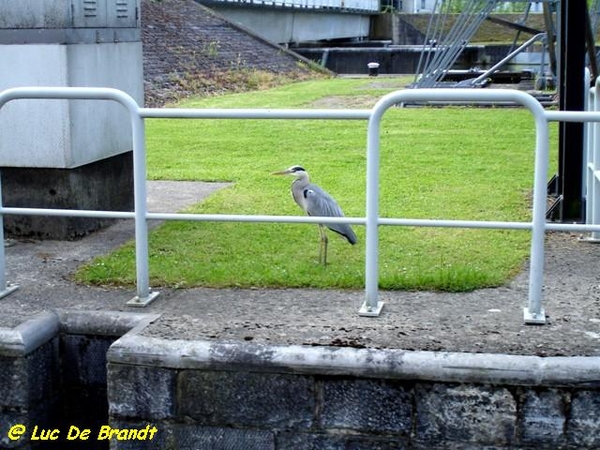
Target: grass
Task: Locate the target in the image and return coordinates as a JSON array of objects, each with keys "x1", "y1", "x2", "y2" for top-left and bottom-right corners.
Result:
[{"x1": 75, "y1": 77, "x2": 558, "y2": 292}]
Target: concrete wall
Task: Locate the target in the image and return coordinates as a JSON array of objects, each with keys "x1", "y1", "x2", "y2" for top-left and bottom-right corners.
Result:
[
  {"x1": 208, "y1": 6, "x2": 371, "y2": 44},
  {"x1": 0, "y1": 42, "x2": 143, "y2": 168},
  {"x1": 0, "y1": 0, "x2": 143, "y2": 169}
]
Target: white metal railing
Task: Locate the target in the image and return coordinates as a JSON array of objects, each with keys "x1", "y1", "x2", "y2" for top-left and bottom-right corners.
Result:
[
  {"x1": 2, "y1": 87, "x2": 600, "y2": 324},
  {"x1": 585, "y1": 75, "x2": 600, "y2": 241}
]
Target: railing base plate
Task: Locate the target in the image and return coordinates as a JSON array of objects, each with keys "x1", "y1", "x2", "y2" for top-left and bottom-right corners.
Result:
[
  {"x1": 523, "y1": 306, "x2": 546, "y2": 325},
  {"x1": 358, "y1": 301, "x2": 384, "y2": 317},
  {"x1": 127, "y1": 291, "x2": 160, "y2": 307},
  {"x1": 0, "y1": 284, "x2": 19, "y2": 299}
]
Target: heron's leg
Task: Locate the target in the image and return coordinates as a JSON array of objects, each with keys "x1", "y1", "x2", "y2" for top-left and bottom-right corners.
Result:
[
  {"x1": 318, "y1": 225, "x2": 328, "y2": 265},
  {"x1": 323, "y1": 232, "x2": 328, "y2": 266}
]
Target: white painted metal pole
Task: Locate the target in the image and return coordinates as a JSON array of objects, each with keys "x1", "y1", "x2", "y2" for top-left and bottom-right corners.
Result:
[
  {"x1": 128, "y1": 109, "x2": 159, "y2": 307},
  {"x1": 0, "y1": 171, "x2": 18, "y2": 299},
  {"x1": 594, "y1": 77, "x2": 600, "y2": 240},
  {"x1": 525, "y1": 105, "x2": 550, "y2": 324},
  {"x1": 592, "y1": 77, "x2": 600, "y2": 240},
  {"x1": 360, "y1": 99, "x2": 383, "y2": 316}
]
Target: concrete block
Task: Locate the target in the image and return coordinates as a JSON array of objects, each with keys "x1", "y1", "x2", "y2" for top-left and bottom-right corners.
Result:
[
  {"x1": 319, "y1": 378, "x2": 412, "y2": 435},
  {"x1": 0, "y1": 0, "x2": 71, "y2": 29},
  {"x1": 415, "y1": 383, "x2": 516, "y2": 446},
  {"x1": 2, "y1": 151, "x2": 134, "y2": 239},
  {"x1": 567, "y1": 390, "x2": 600, "y2": 447},
  {"x1": 518, "y1": 389, "x2": 566, "y2": 445},
  {"x1": 276, "y1": 432, "x2": 408, "y2": 450},
  {"x1": 178, "y1": 371, "x2": 314, "y2": 429},
  {"x1": 173, "y1": 425, "x2": 274, "y2": 450},
  {"x1": 0, "y1": 356, "x2": 28, "y2": 407},
  {"x1": 0, "y1": 43, "x2": 143, "y2": 168},
  {"x1": 108, "y1": 364, "x2": 176, "y2": 420},
  {"x1": 109, "y1": 420, "x2": 173, "y2": 450},
  {"x1": 0, "y1": 339, "x2": 59, "y2": 408}
]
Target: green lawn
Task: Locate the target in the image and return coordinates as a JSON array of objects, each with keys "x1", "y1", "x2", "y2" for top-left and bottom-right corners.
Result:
[{"x1": 76, "y1": 77, "x2": 558, "y2": 292}]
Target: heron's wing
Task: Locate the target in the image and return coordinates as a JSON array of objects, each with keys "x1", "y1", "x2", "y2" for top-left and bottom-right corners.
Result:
[
  {"x1": 304, "y1": 184, "x2": 357, "y2": 244},
  {"x1": 303, "y1": 185, "x2": 344, "y2": 217}
]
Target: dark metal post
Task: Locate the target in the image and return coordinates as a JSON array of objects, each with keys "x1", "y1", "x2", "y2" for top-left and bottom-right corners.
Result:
[{"x1": 557, "y1": 0, "x2": 587, "y2": 222}]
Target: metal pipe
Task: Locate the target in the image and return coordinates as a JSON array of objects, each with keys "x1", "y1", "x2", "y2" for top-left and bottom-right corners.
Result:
[
  {"x1": 131, "y1": 110, "x2": 154, "y2": 303},
  {"x1": 546, "y1": 110, "x2": 600, "y2": 122},
  {"x1": 594, "y1": 76, "x2": 600, "y2": 240},
  {"x1": 139, "y1": 108, "x2": 372, "y2": 120},
  {"x1": 471, "y1": 33, "x2": 547, "y2": 86},
  {"x1": 364, "y1": 88, "x2": 549, "y2": 324},
  {"x1": 0, "y1": 86, "x2": 157, "y2": 305},
  {"x1": 0, "y1": 207, "x2": 135, "y2": 219}
]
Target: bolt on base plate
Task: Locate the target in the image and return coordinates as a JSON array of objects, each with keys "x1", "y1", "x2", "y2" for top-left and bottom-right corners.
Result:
[
  {"x1": 358, "y1": 301, "x2": 385, "y2": 317},
  {"x1": 127, "y1": 291, "x2": 160, "y2": 307},
  {"x1": 523, "y1": 306, "x2": 546, "y2": 325}
]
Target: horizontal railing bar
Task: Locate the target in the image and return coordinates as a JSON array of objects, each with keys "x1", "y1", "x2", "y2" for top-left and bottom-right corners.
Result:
[
  {"x1": 5, "y1": 206, "x2": 600, "y2": 234},
  {"x1": 139, "y1": 108, "x2": 372, "y2": 120},
  {"x1": 145, "y1": 212, "x2": 367, "y2": 224},
  {"x1": 0, "y1": 207, "x2": 135, "y2": 219},
  {"x1": 545, "y1": 110, "x2": 600, "y2": 123},
  {"x1": 378, "y1": 218, "x2": 533, "y2": 230},
  {"x1": 545, "y1": 222, "x2": 600, "y2": 232},
  {"x1": 4, "y1": 206, "x2": 600, "y2": 233}
]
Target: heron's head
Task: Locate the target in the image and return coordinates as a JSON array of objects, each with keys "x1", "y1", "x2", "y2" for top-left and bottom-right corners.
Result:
[{"x1": 272, "y1": 165, "x2": 308, "y2": 178}]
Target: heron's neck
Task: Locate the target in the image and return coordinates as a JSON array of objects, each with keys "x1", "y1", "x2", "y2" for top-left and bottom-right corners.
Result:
[{"x1": 293, "y1": 173, "x2": 310, "y2": 188}]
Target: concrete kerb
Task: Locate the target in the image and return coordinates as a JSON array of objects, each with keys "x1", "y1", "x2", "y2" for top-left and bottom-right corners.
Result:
[
  {"x1": 0, "y1": 310, "x2": 157, "y2": 357},
  {"x1": 0, "y1": 311, "x2": 59, "y2": 356},
  {"x1": 108, "y1": 328, "x2": 600, "y2": 388},
  {"x1": 3, "y1": 309, "x2": 600, "y2": 386}
]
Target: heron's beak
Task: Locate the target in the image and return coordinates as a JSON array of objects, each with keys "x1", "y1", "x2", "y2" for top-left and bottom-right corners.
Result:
[{"x1": 271, "y1": 170, "x2": 291, "y2": 176}]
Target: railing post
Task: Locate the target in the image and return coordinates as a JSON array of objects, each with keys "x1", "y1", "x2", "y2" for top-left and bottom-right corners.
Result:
[
  {"x1": 0, "y1": 171, "x2": 19, "y2": 299},
  {"x1": 126, "y1": 106, "x2": 159, "y2": 306},
  {"x1": 523, "y1": 102, "x2": 551, "y2": 324},
  {"x1": 582, "y1": 75, "x2": 600, "y2": 242},
  {"x1": 359, "y1": 97, "x2": 387, "y2": 317}
]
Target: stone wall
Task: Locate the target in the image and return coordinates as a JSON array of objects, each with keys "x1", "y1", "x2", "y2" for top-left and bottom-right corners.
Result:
[
  {"x1": 0, "y1": 311, "x2": 155, "y2": 450},
  {"x1": 107, "y1": 367, "x2": 600, "y2": 449},
  {"x1": 0, "y1": 337, "x2": 60, "y2": 450},
  {"x1": 107, "y1": 336, "x2": 600, "y2": 449},
  {"x1": 141, "y1": 0, "x2": 316, "y2": 106},
  {"x1": 4, "y1": 311, "x2": 600, "y2": 449}
]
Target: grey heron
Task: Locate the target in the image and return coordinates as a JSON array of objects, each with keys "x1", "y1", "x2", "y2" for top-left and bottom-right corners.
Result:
[{"x1": 272, "y1": 165, "x2": 357, "y2": 265}]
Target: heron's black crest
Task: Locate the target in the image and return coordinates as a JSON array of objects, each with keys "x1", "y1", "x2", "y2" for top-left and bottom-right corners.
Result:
[{"x1": 291, "y1": 166, "x2": 306, "y2": 172}]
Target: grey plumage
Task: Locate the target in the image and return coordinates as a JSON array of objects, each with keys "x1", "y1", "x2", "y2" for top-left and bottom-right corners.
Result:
[{"x1": 273, "y1": 165, "x2": 357, "y2": 264}]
